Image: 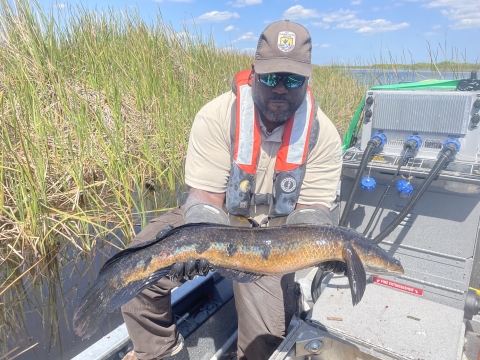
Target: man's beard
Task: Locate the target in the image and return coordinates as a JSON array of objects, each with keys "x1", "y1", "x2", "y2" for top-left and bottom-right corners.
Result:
[{"x1": 253, "y1": 93, "x2": 300, "y2": 123}]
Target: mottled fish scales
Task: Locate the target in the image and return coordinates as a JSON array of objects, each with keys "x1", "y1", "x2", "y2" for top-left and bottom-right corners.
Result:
[{"x1": 73, "y1": 223, "x2": 404, "y2": 339}]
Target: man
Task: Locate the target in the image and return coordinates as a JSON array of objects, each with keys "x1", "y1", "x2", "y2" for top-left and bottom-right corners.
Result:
[{"x1": 123, "y1": 20, "x2": 342, "y2": 360}]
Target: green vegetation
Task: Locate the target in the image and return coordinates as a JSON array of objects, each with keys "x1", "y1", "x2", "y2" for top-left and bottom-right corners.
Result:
[
  {"x1": 0, "y1": 0, "x2": 476, "y2": 356},
  {"x1": 0, "y1": 0, "x2": 365, "y2": 260},
  {"x1": 348, "y1": 61, "x2": 479, "y2": 72},
  {"x1": 0, "y1": 0, "x2": 252, "y2": 257},
  {"x1": 0, "y1": 3, "x2": 363, "y2": 354},
  {"x1": 341, "y1": 44, "x2": 479, "y2": 80}
]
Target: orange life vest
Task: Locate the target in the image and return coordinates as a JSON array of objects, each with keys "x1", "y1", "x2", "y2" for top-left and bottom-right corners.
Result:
[{"x1": 225, "y1": 69, "x2": 319, "y2": 220}]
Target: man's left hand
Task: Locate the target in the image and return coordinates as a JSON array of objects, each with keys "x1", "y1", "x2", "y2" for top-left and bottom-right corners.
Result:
[{"x1": 168, "y1": 258, "x2": 211, "y2": 282}]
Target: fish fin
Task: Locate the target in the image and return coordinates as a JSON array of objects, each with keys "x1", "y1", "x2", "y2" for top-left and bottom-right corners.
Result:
[
  {"x1": 343, "y1": 243, "x2": 367, "y2": 306},
  {"x1": 107, "y1": 266, "x2": 173, "y2": 311},
  {"x1": 214, "y1": 267, "x2": 263, "y2": 283},
  {"x1": 101, "y1": 223, "x2": 230, "y2": 272},
  {"x1": 73, "y1": 265, "x2": 172, "y2": 340},
  {"x1": 101, "y1": 225, "x2": 175, "y2": 270}
]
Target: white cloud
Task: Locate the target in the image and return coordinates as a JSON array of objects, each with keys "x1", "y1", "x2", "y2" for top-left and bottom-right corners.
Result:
[
  {"x1": 224, "y1": 25, "x2": 235, "y2": 31},
  {"x1": 372, "y1": 7, "x2": 380, "y2": 11},
  {"x1": 320, "y1": 44, "x2": 331, "y2": 48},
  {"x1": 432, "y1": 24, "x2": 441, "y2": 29},
  {"x1": 307, "y1": 9, "x2": 409, "y2": 34},
  {"x1": 311, "y1": 22, "x2": 330, "y2": 29},
  {"x1": 351, "y1": 0, "x2": 361, "y2": 4},
  {"x1": 424, "y1": 0, "x2": 480, "y2": 29},
  {"x1": 231, "y1": 0, "x2": 262, "y2": 7},
  {"x1": 234, "y1": 31, "x2": 257, "y2": 42},
  {"x1": 336, "y1": 18, "x2": 410, "y2": 34},
  {"x1": 283, "y1": 5, "x2": 320, "y2": 19},
  {"x1": 198, "y1": 11, "x2": 240, "y2": 22},
  {"x1": 421, "y1": 31, "x2": 441, "y2": 37},
  {"x1": 55, "y1": 2, "x2": 66, "y2": 8},
  {"x1": 322, "y1": 9, "x2": 357, "y2": 22}
]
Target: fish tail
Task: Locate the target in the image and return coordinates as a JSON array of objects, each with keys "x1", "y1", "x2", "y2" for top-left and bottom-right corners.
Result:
[
  {"x1": 343, "y1": 242, "x2": 366, "y2": 306},
  {"x1": 73, "y1": 262, "x2": 172, "y2": 339}
]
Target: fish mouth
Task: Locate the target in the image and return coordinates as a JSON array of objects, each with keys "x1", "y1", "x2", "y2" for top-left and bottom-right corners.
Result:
[
  {"x1": 364, "y1": 264, "x2": 404, "y2": 275},
  {"x1": 363, "y1": 258, "x2": 404, "y2": 275}
]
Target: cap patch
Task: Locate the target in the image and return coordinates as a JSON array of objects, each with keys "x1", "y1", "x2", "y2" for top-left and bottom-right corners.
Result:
[{"x1": 277, "y1": 31, "x2": 296, "y2": 52}]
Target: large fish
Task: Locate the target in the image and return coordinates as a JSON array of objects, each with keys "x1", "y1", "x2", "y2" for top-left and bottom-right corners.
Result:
[{"x1": 73, "y1": 223, "x2": 404, "y2": 339}]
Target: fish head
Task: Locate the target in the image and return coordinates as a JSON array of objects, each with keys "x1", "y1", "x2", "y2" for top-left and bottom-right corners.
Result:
[
  {"x1": 350, "y1": 239, "x2": 405, "y2": 276},
  {"x1": 363, "y1": 257, "x2": 404, "y2": 275}
]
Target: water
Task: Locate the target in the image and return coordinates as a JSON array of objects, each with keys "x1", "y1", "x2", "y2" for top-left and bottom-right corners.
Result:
[
  {"x1": 1, "y1": 188, "x2": 187, "y2": 360},
  {"x1": 348, "y1": 68, "x2": 476, "y2": 87},
  {"x1": 1, "y1": 240, "x2": 124, "y2": 360},
  {"x1": 2, "y1": 68, "x2": 477, "y2": 359}
]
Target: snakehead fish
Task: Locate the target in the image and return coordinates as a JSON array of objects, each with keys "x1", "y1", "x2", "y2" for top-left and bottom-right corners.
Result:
[{"x1": 73, "y1": 223, "x2": 404, "y2": 339}]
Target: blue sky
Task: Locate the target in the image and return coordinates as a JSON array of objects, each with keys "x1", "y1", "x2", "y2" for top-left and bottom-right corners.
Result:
[{"x1": 38, "y1": 0, "x2": 480, "y2": 65}]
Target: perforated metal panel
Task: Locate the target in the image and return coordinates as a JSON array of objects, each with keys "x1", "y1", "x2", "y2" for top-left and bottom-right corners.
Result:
[
  {"x1": 372, "y1": 92, "x2": 472, "y2": 135},
  {"x1": 360, "y1": 90, "x2": 480, "y2": 162}
]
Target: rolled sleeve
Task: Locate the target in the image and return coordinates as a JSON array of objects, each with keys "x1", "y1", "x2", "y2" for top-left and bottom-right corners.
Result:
[
  {"x1": 185, "y1": 92, "x2": 234, "y2": 193},
  {"x1": 298, "y1": 107, "x2": 342, "y2": 208}
]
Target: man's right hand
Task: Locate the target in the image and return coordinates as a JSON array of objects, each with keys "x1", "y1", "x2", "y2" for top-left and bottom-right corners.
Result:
[
  {"x1": 318, "y1": 261, "x2": 346, "y2": 275},
  {"x1": 170, "y1": 190, "x2": 228, "y2": 282},
  {"x1": 168, "y1": 258, "x2": 211, "y2": 282}
]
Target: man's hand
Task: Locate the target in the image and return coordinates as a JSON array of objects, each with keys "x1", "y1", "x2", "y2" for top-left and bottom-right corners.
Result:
[
  {"x1": 318, "y1": 261, "x2": 346, "y2": 275},
  {"x1": 168, "y1": 258, "x2": 212, "y2": 282},
  {"x1": 286, "y1": 206, "x2": 332, "y2": 225},
  {"x1": 169, "y1": 190, "x2": 228, "y2": 282}
]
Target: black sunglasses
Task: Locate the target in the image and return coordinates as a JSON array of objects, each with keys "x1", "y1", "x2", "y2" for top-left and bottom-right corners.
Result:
[{"x1": 258, "y1": 73, "x2": 306, "y2": 89}]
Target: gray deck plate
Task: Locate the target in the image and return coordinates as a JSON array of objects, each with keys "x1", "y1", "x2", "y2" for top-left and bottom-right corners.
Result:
[{"x1": 308, "y1": 275, "x2": 465, "y2": 360}]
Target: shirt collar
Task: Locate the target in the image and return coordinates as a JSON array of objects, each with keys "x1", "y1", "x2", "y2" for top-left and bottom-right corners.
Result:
[{"x1": 258, "y1": 114, "x2": 285, "y2": 142}]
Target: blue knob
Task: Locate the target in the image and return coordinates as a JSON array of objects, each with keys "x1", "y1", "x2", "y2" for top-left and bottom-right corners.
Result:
[
  {"x1": 361, "y1": 177, "x2": 376, "y2": 191},
  {"x1": 397, "y1": 180, "x2": 413, "y2": 196},
  {"x1": 371, "y1": 133, "x2": 387, "y2": 148},
  {"x1": 442, "y1": 138, "x2": 461, "y2": 152},
  {"x1": 405, "y1": 135, "x2": 422, "y2": 150}
]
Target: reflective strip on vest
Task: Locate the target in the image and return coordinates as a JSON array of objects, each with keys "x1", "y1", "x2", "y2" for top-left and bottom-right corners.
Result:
[
  {"x1": 275, "y1": 89, "x2": 314, "y2": 171},
  {"x1": 236, "y1": 85, "x2": 257, "y2": 167},
  {"x1": 233, "y1": 69, "x2": 314, "y2": 174}
]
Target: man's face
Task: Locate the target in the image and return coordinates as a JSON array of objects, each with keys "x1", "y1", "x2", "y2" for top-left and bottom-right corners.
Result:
[{"x1": 252, "y1": 71, "x2": 308, "y2": 124}]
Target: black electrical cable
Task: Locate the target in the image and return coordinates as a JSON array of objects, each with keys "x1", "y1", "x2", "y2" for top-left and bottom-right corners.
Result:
[
  {"x1": 311, "y1": 267, "x2": 326, "y2": 303},
  {"x1": 362, "y1": 143, "x2": 417, "y2": 236},
  {"x1": 362, "y1": 155, "x2": 406, "y2": 236},
  {"x1": 372, "y1": 146, "x2": 455, "y2": 244},
  {"x1": 339, "y1": 137, "x2": 383, "y2": 227}
]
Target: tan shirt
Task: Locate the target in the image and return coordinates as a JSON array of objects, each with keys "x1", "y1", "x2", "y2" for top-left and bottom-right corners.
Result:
[{"x1": 185, "y1": 91, "x2": 342, "y2": 226}]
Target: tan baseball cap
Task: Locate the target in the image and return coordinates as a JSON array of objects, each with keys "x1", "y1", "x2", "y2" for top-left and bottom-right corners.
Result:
[{"x1": 254, "y1": 20, "x2": 312, "y2": 77}]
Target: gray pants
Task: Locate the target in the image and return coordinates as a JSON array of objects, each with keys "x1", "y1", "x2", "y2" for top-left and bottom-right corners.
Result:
[{"x1": 121, "y1": 206, "x2": 296, "y2": 360}]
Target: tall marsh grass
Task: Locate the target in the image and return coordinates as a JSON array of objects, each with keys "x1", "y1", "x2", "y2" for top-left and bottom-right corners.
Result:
[
  {"x1": 0, "y1": 0, "x2": 366, "y2": 258},
  {"x1": 1, "y1": 1, "x2": 475, "y2": 357},
  {"x1": 0, "y1": 0, "x2": 253, "y2": 255}
]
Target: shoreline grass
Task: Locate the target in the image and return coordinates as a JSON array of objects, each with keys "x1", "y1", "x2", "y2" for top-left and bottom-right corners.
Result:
[
  {"x1": 0, "y1": 0, "x2": 254, "y2": 256},
  {"x1": 0, "y1": 0, "x2": 472, "y2": 260},
  {"x1": 0, "y1": 0, "x2": 365, "y2": 259},
  {"x1": 0, "y1": 1, "x2": 476, "y2": 357}
]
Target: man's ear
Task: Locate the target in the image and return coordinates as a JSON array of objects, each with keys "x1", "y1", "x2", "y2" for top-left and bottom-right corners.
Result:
[{"x1": 248, "y1": 64, "x2": 255, "y2": 86}]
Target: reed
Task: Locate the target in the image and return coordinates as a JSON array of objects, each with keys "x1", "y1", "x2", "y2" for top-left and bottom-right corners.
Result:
[
  {"x1": 1, "y1": 1, "x2": 477, "y2": 357},
  {"x1": 0, "y1": 0, "x2": 252, "y2": 255},
  {"x1": 1, "y1": 0, "x2": 473, "y2": 260}
]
